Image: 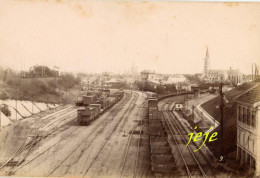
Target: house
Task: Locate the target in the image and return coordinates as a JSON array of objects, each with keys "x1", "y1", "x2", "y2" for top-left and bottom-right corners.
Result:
[
  {"x1": 164, "y1": 74, "x2": 187, "y2": 84},
  {"x1": 140, "y1": 70, "x2": 164, "y2": 84},
  {"x1": 236, "y1": 84, "x2": 260, "y2": 176},
  {"x1": 52, "y1": 66, "x2": 60, "y2": 77}
]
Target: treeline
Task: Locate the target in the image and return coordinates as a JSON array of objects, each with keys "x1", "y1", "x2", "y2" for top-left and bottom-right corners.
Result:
[
  {"x1": 0, "y1": 69, "x2": 81, "y2": 103},
  {"x1": 135, "y1": 81, "x2": 177, "y2": 94},
  {"x1": 21, "y1": 65, "x2": 59, "y2": 78}
]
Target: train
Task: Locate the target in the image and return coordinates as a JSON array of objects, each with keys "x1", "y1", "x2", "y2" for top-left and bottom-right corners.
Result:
[
  {"x1": 75, "y1": 95, "x2": 98, "y2": 106},
  {"x1": 75, "y1": 89, "x2": 111, "y2": 106},
  {"x1": 147, "y1": 97, "x2": 158, "y2": 110},
  {"x1": 77, "y1": 91, "x2": 124, "y2": 125}
]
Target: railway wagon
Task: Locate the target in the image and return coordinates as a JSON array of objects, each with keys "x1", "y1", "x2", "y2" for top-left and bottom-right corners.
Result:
[
  {"x1": 115, "y1": 92, "x2": 124, "y2": 100},
  {"x1": 77, "y1": 106, "x2": 99, "y2": 125},
  {"x1": 149, "y1": 109, "x2": 160, "y2": 120},
  {"x1": 93, "y1": 99, "x2": 109, "y2": 109},
  {"x1": 87, "y1": 91, "x2": 102, "y2": 98},
  {"x1": 103, "y1": 99, "x2": 110, "y2": 109},
  {"x1": 77, "y1": 91, "x2": 124, "y2": 125},
  {"x1": 77, "y1": 107, "x2": 94, "y2": 125},
  {"x1": 75, "y1": 96, "x2": 84, "y2": 106},
  {"x1": 83, "y1": 95, "x2": 97, "y2": 106},
  {"x1": 88, "y1": 104, "x2": 101, "y2": 117},
  {"x1": 103, "y1": 89, "x2": 110, "y2": 97},
  {"x1": 148, "y1": 98, "x2": 158, "y2": 110}
]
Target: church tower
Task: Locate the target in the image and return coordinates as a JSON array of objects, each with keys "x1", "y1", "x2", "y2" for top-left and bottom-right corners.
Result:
[{"x1": 204, "y1": 47, "x2": 210, "y2": 76}]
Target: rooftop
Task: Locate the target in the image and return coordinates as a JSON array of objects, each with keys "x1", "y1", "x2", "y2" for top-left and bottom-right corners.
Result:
[{"x1": 236, "y1": 84, "x2": 260, "y2": 106}]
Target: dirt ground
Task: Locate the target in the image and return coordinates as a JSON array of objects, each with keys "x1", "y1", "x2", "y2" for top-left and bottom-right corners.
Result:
[{"x1": 0, "y1": 91, "x2": 152, "y2": 178}]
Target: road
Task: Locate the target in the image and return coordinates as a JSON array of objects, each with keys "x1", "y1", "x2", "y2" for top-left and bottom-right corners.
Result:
[{"x1": 0, "y1": 91, "x2": 152, "y2": 177}]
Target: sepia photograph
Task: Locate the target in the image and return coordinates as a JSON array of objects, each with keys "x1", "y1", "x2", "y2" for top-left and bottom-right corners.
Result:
[{"x1": 0, "y1": 0, "x2": 260, "y2": 177}]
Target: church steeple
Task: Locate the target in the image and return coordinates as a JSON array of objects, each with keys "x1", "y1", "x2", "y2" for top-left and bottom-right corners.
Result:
[{"x1": 204, "y1": 47, "x2": 210, "y2": 76}]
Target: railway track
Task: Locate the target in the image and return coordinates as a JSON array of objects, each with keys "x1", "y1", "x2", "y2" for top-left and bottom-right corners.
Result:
[
  {"x1": 0, "y1": 105, "x2": 73, "y2": 148},
  {"x1": 80, "y1": 92, "x2": 139, "y2": 177},
  {"x1": 0, "y1": 107, "x2": 74, "y2": 170},
  {"x1": 162, "y1": 104, "x2": 207, "y2": 178},
  {"x1": 0, "y1": 107, "x2": 78, "y2": 174},
  {"x1": 120, "y1": 121, "x2": 147, "y2": 178},
  {"x1": 6, "y1": 92, "x2": 129, "y2": 176},
  {"x1": 119, "y1": 99, "x2": 147, "y2": 178}
]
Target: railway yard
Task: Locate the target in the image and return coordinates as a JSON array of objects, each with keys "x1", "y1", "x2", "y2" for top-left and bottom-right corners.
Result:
[{"x1": 0, "y1": 90, "x2": 224, "y2": 177}]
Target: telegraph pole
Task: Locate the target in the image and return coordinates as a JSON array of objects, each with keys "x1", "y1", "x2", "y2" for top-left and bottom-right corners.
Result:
[
  {"x1": 16, "y1": 99, "x2": 17, "y2": 121},
  {"x1": 192, "y1": 105, "x2": 195, "y2": 127},
  {"x1": 32, "y1": 101, "x2": 34, "y2": 115},
  {"x1": 219, "y1": 82, "x2": 224, "y2": 161},
  {"x1": 0, "y1": 106, "x2": 2, "y2": 132}
]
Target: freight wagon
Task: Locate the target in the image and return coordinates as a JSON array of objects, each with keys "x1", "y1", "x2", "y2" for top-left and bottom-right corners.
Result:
[
  {"x1": 75, "y1": 96, "x2": 84, "y2": 106},
  {"x1": 77, "y1": 107, "x2": 97, "y2": 125},
  {"x1": 148, "y1": 98, "x2": 158, "y2": 110},
  {"x1": 83, "y1": 95, "x2": 97, "y2": 106},
  {"x1": 88, "y1": 104, "x2": 102, "y2": 117},
  {"x1": 93, "y1": 98, "x2": 110, "y2": 110},
  {"x1": 77, "y1": 91, "x2": 124, "y2": 125}
]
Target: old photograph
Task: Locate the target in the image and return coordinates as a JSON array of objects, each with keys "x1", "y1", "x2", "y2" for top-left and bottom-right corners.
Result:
[{"x1": 0, "y1": 0, "x2": 260, "y2": 177}]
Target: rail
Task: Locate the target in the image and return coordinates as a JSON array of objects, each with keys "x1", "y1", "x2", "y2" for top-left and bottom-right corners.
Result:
[
  {"x1": 5, "y1": 107, "x2": 78, "y2": 175},
  {"x1": 81, "y1": 93, "x2": 139, "y2": 177},
  {"x1": 161, "y1": 104, "x2": 192, "y2": 178},
  {"x1": 163, "y1": 104, "x2": 207, "y2": 178},
  {"x1": 0, "y1": 106, "x2": 76, "y2": 172}
]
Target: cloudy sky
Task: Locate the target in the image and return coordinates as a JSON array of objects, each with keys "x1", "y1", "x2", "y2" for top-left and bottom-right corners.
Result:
[{"x1": 0, "y1": 0, "x2": 259, "y2": 74}]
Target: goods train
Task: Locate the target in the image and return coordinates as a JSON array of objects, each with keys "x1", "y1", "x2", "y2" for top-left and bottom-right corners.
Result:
[
  {"x1": 75, "y1": 95, "x2": 98, "y2": 106},
  {"x1": 147, "y1": 91, "x2": 193, "y2": 112},
  {"x1": 75, "y1": 89, "x2": 111, "y2": 106},
  {"x1": 148, "y1": 98, "x2": 158, "y2": 110},
  {"x1": 77, "y1": 92, "x2": 123, "y2": 125}
]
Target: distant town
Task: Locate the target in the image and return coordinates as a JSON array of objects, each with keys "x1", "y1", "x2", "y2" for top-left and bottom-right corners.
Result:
[{"x1": 0, "y1": 48, "x2": 257, "y2": 96}]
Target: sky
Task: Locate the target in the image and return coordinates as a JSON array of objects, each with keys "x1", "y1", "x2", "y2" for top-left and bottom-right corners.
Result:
[{"x1": 0, "y1": 0, "x2": 259, "y2": 74}]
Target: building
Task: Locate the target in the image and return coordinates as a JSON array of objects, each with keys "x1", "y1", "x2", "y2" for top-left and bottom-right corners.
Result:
[
  {"x1": 52, "y1": 66, "x2": 60, "y2": 77},
  {"x1": 163, "y1": 74, "x2": 187, "y2": 84},
  {"x1": 140, "y1": 70, "x2": 164, "y2": 84},
  {"x1": 236, "y1": 84, "x2": 260, "y2": 176},
  {"x1": 203, "y1": 48, "x2": 243, "y2": 85}
]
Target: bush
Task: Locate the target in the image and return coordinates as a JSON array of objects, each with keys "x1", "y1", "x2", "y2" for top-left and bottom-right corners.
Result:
[
  {"x1": 0, "y1": 104, "x2": 11, "y2": 117},
  {"x1": 0, "y1": 92, "x2": 9, "y2": 100},
  {"x1": 3, "y1": 70, "x2": 81, "y2": 103},
  {"x1": 57, "y1": 74, "x2": 80, "y2": 90}
]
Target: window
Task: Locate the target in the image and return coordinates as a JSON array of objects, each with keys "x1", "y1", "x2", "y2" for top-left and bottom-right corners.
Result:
[
  {"x1": 252, "y1": 110, "x2": 256, "y2": 128},
  {"x1": 237, "y1": 131, "x2": 240, "y2": 143},
  {"x1": 239, "y1": 106, "x2": 243, "y2": 121},
  {"x1": 240, "y1": 132, "x2": 244, "y2": 145},
  {"x1": 238, "y1": 106, "x2": 240, "y2": 121},
  {"x1": 251, "y1": 157, "x2": 256, "y2": 170},
  {"x1": 243, "y1": 107, "x2": 247, "y2": 123},
  {"x1": 247, "y1": 108, "x2": 251, "y2": 125}
]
